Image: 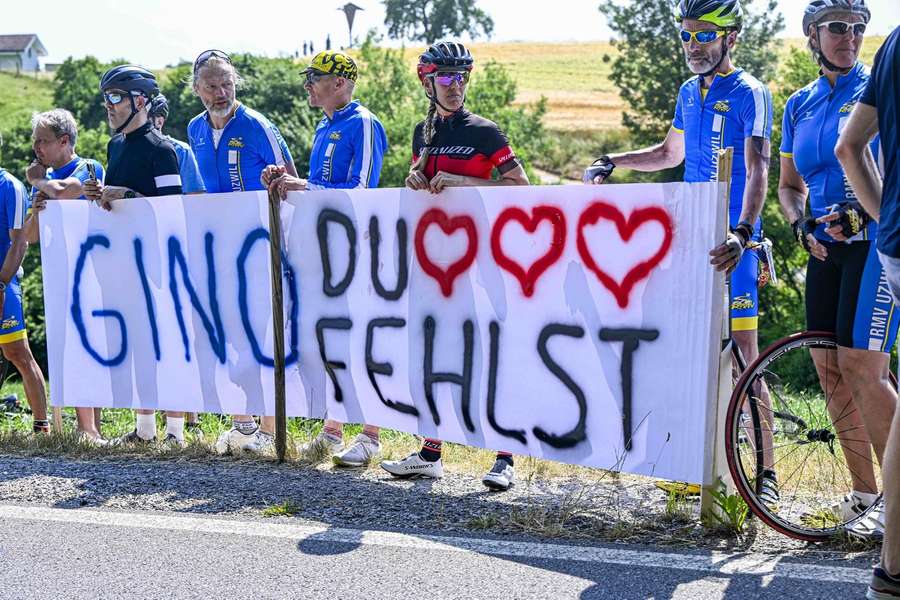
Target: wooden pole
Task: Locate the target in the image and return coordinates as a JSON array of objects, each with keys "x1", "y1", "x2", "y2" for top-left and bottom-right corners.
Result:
[
  {"x1": 700, "y1": 147, "x2": 736, "y2": 521},
  {"x1": 267, "y1": 189, "x2": 287, "y2": 463}
]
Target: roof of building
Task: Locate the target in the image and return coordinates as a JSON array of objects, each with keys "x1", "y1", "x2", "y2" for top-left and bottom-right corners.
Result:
[{"x1": 0, "y1": 35, "x2": 47, "y2": 55}]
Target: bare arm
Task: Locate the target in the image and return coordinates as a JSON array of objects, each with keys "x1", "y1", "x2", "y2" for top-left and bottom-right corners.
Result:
[
  {"x1": 429, "y1": 163, "x2": 530, "y2": 193},
  {"x1": 738, "y1": 136, "x2": 770, "y2": 225},
  {"x1": 835, "y1": 102, "x2": 882, "y2": 221},
  {"x1": 777, "y1": 156, "x2": 808, "y2": 225},
  {"x1": 29, "y1": 176, "x2": 85, "y2": 199},
  {"x1": 608, "y1": 127, "x2": 686, "y2": 172},
  {"x1": 0, "y1": 228, "x2": 28, "y2": 284}
]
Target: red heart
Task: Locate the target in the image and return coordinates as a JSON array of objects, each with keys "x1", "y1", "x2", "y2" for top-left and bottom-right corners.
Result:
[
  {"x1": 490, "y1": 205, "x2": 566, "y2": 297},
  {"x1": 576, "y1": 202, "x2": 674, "y2": 309},
  {"x1": 415, "y1": 208, "x2": 479, "y2": 297}
]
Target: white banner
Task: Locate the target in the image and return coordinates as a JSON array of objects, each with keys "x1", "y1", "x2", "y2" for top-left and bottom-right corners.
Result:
[{"x1": 41, "y1": 183, "x2": 726, "y2": 481}]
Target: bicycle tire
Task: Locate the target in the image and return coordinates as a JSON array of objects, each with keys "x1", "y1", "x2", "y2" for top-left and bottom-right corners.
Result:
[{"x1": 725, "y1": 330, "x2": 894, "y2": 541}]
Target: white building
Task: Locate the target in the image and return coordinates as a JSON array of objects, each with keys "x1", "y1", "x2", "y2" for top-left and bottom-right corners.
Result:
[{"x1": 0, "y1": 34, "x2": 48, "y2": 73}]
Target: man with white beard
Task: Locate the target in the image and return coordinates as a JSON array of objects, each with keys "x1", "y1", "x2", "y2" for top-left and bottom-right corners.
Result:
[{"x1": 186, "y1": 49, "x2": 298, "y2": 457}]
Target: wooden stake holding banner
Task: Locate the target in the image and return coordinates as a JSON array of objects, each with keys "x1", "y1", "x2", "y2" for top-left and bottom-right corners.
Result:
[
  {"x1": 701, "y1": 147, "x2": 736, "y2": 520},
  {"x1": 268, "y1": 189, "x2": 287, "y2": 463}
]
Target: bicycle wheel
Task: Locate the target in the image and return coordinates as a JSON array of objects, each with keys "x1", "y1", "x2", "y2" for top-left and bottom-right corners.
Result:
[{"x1": 725, "y1": 331, "x2": 891, "y2": 541}]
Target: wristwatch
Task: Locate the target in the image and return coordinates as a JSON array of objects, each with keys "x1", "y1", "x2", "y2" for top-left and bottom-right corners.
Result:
[
  {"x1": 0, "y1": 280, "x2": 7, "y2": 292},
  {"x1": 123, "y1": 190, "x2": 137, "y2": 199}
]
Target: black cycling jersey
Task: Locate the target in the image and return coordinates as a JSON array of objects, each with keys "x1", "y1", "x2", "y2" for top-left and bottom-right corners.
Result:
[
  {"x1": 105, "y1": 121, "x2": 182, "y2": 197},
  {"x1": 412, "y1": 110, "x2": 519, "y2": 180}
]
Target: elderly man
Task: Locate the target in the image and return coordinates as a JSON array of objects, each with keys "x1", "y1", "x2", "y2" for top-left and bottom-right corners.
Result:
[
  {"x1": 84, "y1": 65, "x2": 186, "y2": 446},
  {"x1": 187, "y1": 49, "x2": 298, "y2": 456},
  {"x1": 264, "y1": 50, "x2": 388, "y2": 467},
  {"x1": 835, "y1": 23, "x2": 900, "y2": 600},
  {"x1": 25, "y1": 109, "x2": 106, "y2": 442}
]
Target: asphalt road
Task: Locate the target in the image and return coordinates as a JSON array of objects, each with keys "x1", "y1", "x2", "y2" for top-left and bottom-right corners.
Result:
[{"x1": 0, "y1": 503, "x2": 874, "y2": 600}]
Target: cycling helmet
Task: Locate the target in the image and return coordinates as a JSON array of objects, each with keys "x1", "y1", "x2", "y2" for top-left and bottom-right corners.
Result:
[
  {"x1": 802, "y1": 0, "x2": 870, "y2": 36},
  {"x1": 148, "y1": 94, "x2": 169, "y2": 119},
  {"x1": 302, "y1": 51, "x2": 358, "y2": 81},
  {"x1": 417, "y1": 41, "x2": 474, "y2": 82},
  {"x1": 99, "y1": 64, "x2": 159, "y2": 97},
  {"x1": 674, "y1": 0, "x2": 744, "y2": 30}
]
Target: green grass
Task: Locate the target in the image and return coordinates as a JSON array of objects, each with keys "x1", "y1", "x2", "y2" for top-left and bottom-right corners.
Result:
[{"x1": 0, "y1": 71, "x2": 53, "y2": 134}]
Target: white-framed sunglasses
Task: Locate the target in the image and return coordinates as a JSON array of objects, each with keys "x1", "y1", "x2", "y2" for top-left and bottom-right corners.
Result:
[{"x1": 818, "y1": 21, "x2": 867, "y2": 36}]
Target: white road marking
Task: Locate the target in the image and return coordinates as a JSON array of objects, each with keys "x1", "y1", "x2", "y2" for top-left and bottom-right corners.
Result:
[{"x1": 0, "y1": 504, "x2": 869, "y2": 584}]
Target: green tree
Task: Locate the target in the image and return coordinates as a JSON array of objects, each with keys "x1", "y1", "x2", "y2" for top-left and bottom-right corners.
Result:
[
  {"x1": 52, "y1": 56, "x2": 128, "y2": 131},
  {"x1": 383, "y1": 0, "x2": 494, "y2": 42},
  {"x1": 598, "y1": 0, "x2": 784, "y2": 146}
]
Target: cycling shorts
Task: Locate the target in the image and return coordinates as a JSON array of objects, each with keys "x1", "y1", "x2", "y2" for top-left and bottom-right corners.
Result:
[
  {"x1": 730, "y1": 246, "x2": 759, "y2": 331},
  {"x1": 0, "y1": 278, "x2": 26, "y2": 344},
  {"x1": 806, "y1": 241, "x2": 899, "y2": 352}
]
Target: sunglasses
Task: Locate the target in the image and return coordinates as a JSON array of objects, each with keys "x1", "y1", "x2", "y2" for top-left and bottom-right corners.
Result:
[
  {"x1": 103, "y1": 91, "x2": 127, "y2": 105},
  {"x1": 304, "y1": 71, "x2": 331, "y2": 85},
  {"x1": 193, "y1": 49, "x2": 231, "y2": 75},
  {"x1": 818, "y1": 21, "x2": 867, "y2": 36},
  {"x1": 433, "y1": 71, "x2": 470, "y2": 86},
  {"x1": 680, "y1": 29, "x2": 726, "y2": 44}
]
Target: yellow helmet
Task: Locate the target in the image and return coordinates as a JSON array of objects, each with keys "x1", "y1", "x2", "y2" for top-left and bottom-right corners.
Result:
[{"x1": 302, "y1": 51, "x2": 358, "y2": 82}]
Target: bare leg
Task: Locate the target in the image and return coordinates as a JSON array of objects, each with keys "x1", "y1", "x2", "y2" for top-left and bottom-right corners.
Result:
[
  {"x1": 837, "y1": 346, "x2": 896, "y2": 463},
  {"x1": 734, "y1": 328, "x2": 775, "y2": 470},
  {"x1": 882, "y1": 394, "x2": 900, "y2": 573},
  {"x1": 811, "y1": 348, "x2": 878, "y2": 494},
  {"x1": 1, "y1": 338, "x2": 47, "y2": 421}
]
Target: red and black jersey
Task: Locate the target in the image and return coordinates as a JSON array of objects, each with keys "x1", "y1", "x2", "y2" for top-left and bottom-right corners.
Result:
[{"x1": 412, "y1": 110, "x2": 519, "y2": 180}]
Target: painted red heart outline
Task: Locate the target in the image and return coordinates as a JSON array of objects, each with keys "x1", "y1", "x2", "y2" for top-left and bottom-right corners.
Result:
[
  {"x1": 490, "y1": 205, "x2": 566, "y2": 297},
  {"x1": 414, "y1": 208, "x2": 479, "y2": 297},
  {"x1": 576, "y1": 202, "x2": 674, "y2": 309}
]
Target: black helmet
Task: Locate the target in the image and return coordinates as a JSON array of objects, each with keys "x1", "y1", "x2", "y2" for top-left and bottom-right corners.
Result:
[
  {"x1": 674, "y1": 0, "x2": 743, "y2": 30},
  {"x1": 417, "y1": 41, "x2": 474, "y2": 81},
  {"x1": 802, "y1": 0, "x2": 870, "y2": 36},
  {"x1": 149, "y1": 93, "x2": 169, "y2": 119},
  {"x1": 99, "y1": 64, "x2": 159, "y2": 98}
]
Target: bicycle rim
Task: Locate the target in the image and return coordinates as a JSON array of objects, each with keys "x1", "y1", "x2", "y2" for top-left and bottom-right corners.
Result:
[{"x1": 725, "y1": 331, "x2": 885, "y2": 541}]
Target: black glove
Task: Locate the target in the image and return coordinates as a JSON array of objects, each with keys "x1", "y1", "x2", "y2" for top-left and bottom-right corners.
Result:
[
  {"x1": 791, "y1": 217, "x2": 818, "y2": 253},
  {"x1": 583, "y1": 156, "x2": 616, "y2": 183},
  {"x1": 830, "y1": 201, "x2": 871, "y2": 238}
]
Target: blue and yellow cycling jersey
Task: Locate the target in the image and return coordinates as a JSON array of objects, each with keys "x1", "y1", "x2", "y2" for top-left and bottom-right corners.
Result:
[
  {"x1": 673, "y1": 68, "x2": 773, "y2": 227},
  {"x1": 308, "y1": 100, "x2": 387, "y2": 189},
  {"x1": 188, "y1": 103, "x2": 293, "y2": 193},
  {"x1": 166, "y1": 136, "x2": 206, "y2": 194},
  {"x1": 30, "y1": 155, "x2": 105, "y2": 201},
  {"x1": 0, "y1": 170, "x2": 29, "y2": 284},
  {"x1": 781, "y1": 61, "x2": 878, "y2": 242}
]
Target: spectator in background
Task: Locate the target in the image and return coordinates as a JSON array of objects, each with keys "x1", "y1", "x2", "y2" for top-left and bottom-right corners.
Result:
[
  {"x1": 24, "y1": 108, "x2": 107, "y2": 443},
  {"x1": 835, "y1": 22, "x2": 900, "y2": 600},
  {"x1": 148, "y1": 94, "x2": 205, "y2": 195},
  {"x1": 187, "y1": 49, "x2": 297, "y2": 457}
]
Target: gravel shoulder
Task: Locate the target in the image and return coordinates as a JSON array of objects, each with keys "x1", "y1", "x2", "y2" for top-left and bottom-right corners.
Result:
[{"x1": 0, "y1": 451, "x2": 881, "y2": 569}]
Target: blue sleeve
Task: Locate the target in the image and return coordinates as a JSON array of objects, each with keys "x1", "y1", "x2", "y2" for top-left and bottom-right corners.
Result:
[
  {"x1": 310, "y1": 115, "x2": 387, "y2": 189},
  {"x1": 742, "y1": 84, "x2": 773, "y2": 139},
  {"x1": 255, "y1": 119, "x2": 293, "y2": 168},
  {"x1": 780, "y1": 95, "x2": 796, "y2": 157},
  {"x1": 673, "y1": 89, "x2": 685, "y2": 132},
  {"x1": 4, "y1": 177, "x2": 28, "y2": 230},
  {"x1": 175, "y1": 144, "x2": 206, "y2": 193},
  {"x1": 71, "y1": 159, "x2": 105, "y2": 186},
  {"x1": 861, "y1": 44, "x2": 884, "y2": 107}
]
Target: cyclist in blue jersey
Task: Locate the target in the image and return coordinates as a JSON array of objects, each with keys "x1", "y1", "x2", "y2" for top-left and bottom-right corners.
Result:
[
  {"x1": 264, "y1": 51, "x2": 389, "y2": 468},
  {"x1": 584, "y1": 0, "x2": 776, "y2": 500},
  {"x1": 779, "y1": 0, "x2": 895, "y2": 539},
  {"x1": 24, "y1": 109, "x2": 106, "y2": 443},
  {"x1": 837, "y1": 20, "x2": 900, "y2": 594},
  {"x1": 187, "y1": 50, "x2": 298, "y2": 194},
  {"x1": 149, "y1": 94, "x2": 206, "y2": 194},
  {"x1": 0, "y1": 161, "x2": 48, "y2": 436},
  {"x1": 187, "y1": 50, "x2": 297, "y2": 456}
]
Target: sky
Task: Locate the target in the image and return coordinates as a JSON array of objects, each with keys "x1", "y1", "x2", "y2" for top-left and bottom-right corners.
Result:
[{"x1": 3, "y1": 0, "x2": 898, "y2": 68}]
